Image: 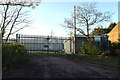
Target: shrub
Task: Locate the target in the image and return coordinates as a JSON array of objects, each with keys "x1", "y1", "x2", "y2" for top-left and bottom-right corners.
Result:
[
  {"x1": 109, "y1": 42, "x2": 120, "y2": 56},
  {"x1": 2, "y1": 43, "x2": 28, "y2": 71},
  {"x1": 79, "y1": 43, "x2": 87, "y2": 54},
  {"x1": 79, "y1": 38, "x2": 101, "y2": 55},
  {"x1": 102, "y1": 50, "x2": 110, "y2": 56}
]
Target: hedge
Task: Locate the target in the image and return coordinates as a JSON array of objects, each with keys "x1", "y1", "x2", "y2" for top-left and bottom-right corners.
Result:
[
  {"x1": 109, "y1": 43, "x2": 120, "y2": 56},
  {"x1": 2, "y1": 43, "x2": 28, "y2": 71}
]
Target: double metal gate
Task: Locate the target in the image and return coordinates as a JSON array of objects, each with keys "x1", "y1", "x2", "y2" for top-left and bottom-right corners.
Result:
[{"x1": 16, "y1": 34, "x2": 69, "y2": 53}]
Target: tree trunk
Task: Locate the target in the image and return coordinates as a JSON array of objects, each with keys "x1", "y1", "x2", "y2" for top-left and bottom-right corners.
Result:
[
  {"x1": 86, "y1": 21, "x2": 89, "y2": 40},
  {"x1": 1, "y1": 5, "x2": 9, "y2": 39}
]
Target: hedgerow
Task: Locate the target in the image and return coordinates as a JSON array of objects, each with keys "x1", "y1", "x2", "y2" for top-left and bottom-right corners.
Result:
[{"x1": 2, "y1": 43, "x2": 28, "y2": 71}]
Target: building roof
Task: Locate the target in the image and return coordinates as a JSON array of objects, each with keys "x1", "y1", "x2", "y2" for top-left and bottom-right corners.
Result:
[
  {"x1": 76, "y1": 35, "x2": 108, "y2": 38},
  {"x1": 108, "y1": 21, "x2": 120, "y2": 43}
]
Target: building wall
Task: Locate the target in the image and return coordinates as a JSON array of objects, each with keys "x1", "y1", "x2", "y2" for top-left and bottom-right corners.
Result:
[
  {"x1": 108, "y1": 21, "x2": 120, "y2": 43},
  {"x1": 118, "y1": 22, "x2": 120, "y2": 42},
  {"x1": 63, "y1": 40, "x2": 71, "y2": 54}
]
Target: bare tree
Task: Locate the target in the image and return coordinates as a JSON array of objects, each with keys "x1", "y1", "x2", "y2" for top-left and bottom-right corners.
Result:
[
  {"x1": 63, "y1": 2, "x2": 112, "y2": 39},
  {"x1": 0, "y1": 0, "x2": 41, "y2": 8},
  {"x1": 0, "y1": 0, "x2": 41, "y2": 42},
  {"x1": 0, "y1": 5, "x2": 30, "y2": 42}
]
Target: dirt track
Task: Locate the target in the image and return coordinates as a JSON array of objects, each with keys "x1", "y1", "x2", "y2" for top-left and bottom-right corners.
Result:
[{"x1": 3, "y1": 53, "x2": 118, "y2": 78}]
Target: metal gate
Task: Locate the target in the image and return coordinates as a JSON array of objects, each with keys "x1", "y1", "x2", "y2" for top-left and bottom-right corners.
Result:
[{"x1": 16, "y1": 34, "x2": 69, "y2": 53}]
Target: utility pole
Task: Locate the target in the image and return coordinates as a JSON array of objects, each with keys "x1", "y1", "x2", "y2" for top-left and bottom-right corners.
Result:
[{"x1": 73, "y1": 5, "x2": 76, "y2": 54}]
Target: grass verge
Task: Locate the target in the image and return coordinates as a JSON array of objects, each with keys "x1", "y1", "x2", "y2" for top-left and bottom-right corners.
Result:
[
  {"x1": 36, "y1": 52, "x2": 118, "y2": 68},
  {"x1": 61, "y1": 54, "x2": 118, "y2": 68}
]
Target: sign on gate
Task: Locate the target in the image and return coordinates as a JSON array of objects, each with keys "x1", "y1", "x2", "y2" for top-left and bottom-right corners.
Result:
[{"x1": 49, "y1": 38, "x2": 55, "y2": 43}]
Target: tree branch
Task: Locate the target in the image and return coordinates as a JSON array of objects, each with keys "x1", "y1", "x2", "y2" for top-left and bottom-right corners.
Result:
[
  {"x1": 6, "y1": 7, "x2": 22, "y2": 42},
  {"x1": 1, "y1": 4, "x2": 9, "y2": 38}
]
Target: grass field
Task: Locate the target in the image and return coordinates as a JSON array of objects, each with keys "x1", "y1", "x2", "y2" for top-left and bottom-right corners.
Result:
[{"x1": 35, "y1": 52, "x2": 118, "y2": 68}]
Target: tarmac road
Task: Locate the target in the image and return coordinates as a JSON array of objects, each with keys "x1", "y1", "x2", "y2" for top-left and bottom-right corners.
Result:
[{"x1": 3, "y1": 53, "x2": 119, "y2": 78}]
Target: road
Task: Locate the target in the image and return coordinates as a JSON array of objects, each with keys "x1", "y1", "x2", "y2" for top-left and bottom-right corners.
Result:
[{"x1": 3, "y1": 53, "x2": 118, "y2": 78}]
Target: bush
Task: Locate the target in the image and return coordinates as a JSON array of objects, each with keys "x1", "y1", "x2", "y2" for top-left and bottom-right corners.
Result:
[
  {"x1": 79, "y1": 38, "x2": 101, "y2": 55},
  {"x1": 109, "y1": 42, "x2": 120, "y2": 56},
  {"x1": 101, "y1": 50, "x2": 110, "y2": 56},
  {"x1": 2, "y1": 43, "x2": 28, "y2": 71}
]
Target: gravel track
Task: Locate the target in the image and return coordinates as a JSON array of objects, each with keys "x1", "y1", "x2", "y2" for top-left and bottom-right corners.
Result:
[{"x1": 3, "y1": 53, "x2": 119, "y2": 78}]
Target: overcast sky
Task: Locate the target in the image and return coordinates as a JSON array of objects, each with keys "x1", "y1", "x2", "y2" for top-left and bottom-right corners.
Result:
[{"x1": 14, "y1": 1, "x2": 119, "y2": 38}]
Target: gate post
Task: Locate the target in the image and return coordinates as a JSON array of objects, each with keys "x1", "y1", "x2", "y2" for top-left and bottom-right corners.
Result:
[
  {"x1": 0, "y1": 27, "x2": 2, "y2": 80},
  {"x1": 16, "y1": 34, "x2": 20, "y2": 43},
  {"x1": 47, "y1": 36, "x2": 50, "y2": 54},
  {"x1": 16, "y1": 34, "x2": 18, "y2": 43}
]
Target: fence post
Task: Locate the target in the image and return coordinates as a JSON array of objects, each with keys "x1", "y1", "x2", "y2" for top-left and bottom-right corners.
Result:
[
  {"x1": 0, "y1": 28, "x2": 2, "y2": 80},
  {"x1": 47, "y1": 36, "x2": 49, "y2": 54},
  {"x1": 16, "y1": 34, "x2": 18, "y2": 43}
]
